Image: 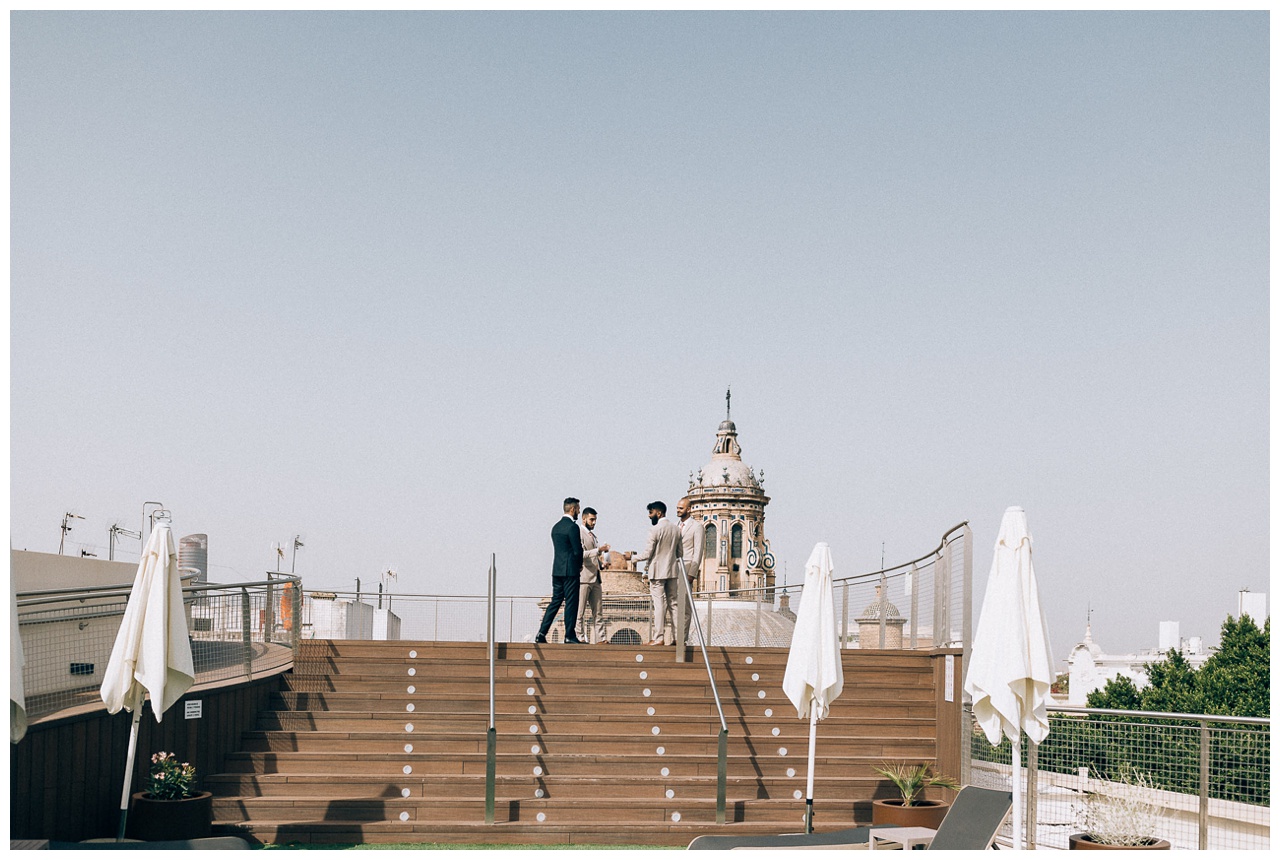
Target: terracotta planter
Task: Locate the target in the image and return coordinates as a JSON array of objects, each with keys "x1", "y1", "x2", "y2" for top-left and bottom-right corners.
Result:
[
  {"x1": 870, "y1": 798, "x2": 950, "y2": 829},
  {"x1": 126, "y1": 791, "x2": 213, "y2": 842},
  {"x1": 1069, "y1": 834, "x2": 1171, "y2": 850}
]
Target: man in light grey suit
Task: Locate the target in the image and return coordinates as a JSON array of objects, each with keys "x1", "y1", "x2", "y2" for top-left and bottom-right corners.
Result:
[
  {"x1": 626, "y1": 501, "x2": 683, "y2": 646},
  {"x1": 576, "y1": 507, "x2": 611, "y2": 644}
]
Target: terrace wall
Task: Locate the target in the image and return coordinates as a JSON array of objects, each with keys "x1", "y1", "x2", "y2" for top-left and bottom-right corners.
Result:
[{"x1": 9, "y1": 674, "x2": 280, "y2": 843}]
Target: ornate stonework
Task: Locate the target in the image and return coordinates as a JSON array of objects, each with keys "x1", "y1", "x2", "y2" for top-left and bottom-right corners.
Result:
[{"x1": 684, "y1": 413, "x2": 775, "y2": 597}]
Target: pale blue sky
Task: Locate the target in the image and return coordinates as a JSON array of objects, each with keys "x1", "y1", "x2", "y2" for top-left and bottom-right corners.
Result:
[{"x1": 9, "y1": 11, "x2": 1269, "y2": 658}]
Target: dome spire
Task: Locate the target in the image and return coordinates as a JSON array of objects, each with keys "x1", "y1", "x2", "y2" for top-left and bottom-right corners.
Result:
[{"x1": 726, "y1": 386, "x2": 731, "y2": 421}]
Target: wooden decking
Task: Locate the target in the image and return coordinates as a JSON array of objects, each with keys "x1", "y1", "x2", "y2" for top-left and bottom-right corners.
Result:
[{"x1": 209, "y1": 640, "x2": 959, "y2": 846}]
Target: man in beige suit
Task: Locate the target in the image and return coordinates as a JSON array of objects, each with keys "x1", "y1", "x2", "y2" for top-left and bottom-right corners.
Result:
[
  {"x1": 576, "y1": 507, "x2": 611, "y2": 644},
  {"x1": 626, "y1": 500, "x2": 683, "y2": 646},
  {"x1": 673, "y1": 495, "x2": 705, "y2": 649}
]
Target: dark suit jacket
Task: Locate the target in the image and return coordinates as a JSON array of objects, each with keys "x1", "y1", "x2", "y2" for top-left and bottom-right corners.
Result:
[{"x1": 551, "y1": 515, "x2": 584, "y2": 579}]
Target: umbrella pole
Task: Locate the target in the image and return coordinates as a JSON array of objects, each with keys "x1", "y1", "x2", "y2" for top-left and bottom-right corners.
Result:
[
  {"x1": 1011, "y1": 732, "x2": 1022, "y2": 851},
  {"x1": 805, "y1": 709, "x2": 818, "y2": 833},
  {"x1": 116, "y1": 709, "x2": 142, "y2": 841}
]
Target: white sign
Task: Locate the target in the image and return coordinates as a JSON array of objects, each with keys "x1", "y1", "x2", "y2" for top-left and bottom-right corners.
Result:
[
  {"x1": 944, "y1": 655, "x2": 955, "y2": 702},
  {"x1": 184, "y1": 700, "x2": 203, "y2": 720}
]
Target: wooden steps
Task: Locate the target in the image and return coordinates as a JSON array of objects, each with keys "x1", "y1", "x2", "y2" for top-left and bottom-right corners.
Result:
[{"x1": 209, "y1": 640, "x2": 952, "y2": 846}]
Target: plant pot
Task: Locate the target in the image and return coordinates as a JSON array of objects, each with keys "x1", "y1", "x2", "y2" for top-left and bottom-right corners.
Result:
[
  {"x1": 871, "y1": 799, "x2": 950, "y2": 829},
  {"x1": 1069, "y1": 833, "x2": 1171, "y2": 850},
  {"x1": 126, "y1": 791, "x2": 213, "y2": 842}
]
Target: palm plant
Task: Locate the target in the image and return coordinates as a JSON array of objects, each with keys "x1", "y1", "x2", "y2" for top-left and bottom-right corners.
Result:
[{"x1": 872, "y1": 761, "x2": 960, "y2": 806}]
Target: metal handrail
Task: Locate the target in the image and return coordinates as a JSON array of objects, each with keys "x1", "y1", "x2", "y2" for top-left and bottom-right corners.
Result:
[
  {"x1": 485, "y1": 555, "x2": 497, "y2": 825},
  {"x1": 686, "y1": 521, "x2": 972, "y2": 603},
  {"x1": 16, "y1": 574, "x2": 203, "y2": 608},
  {"x1": 1048, "y1": 705, "x2": 1270, "y2": 727},
  {"x1": 676, "y1": 557, "x2": 729, "y2": 824}
]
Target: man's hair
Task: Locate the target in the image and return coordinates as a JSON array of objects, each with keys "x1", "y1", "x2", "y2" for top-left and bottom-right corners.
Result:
[
  {"x1": 582, "y1": 507, "x2": 597, "y2": 517},
  {"x1": 647, "y1": 500, "x2": 667, "y2": 515},
  {"x1": 563, "y1": 497, "x2": 580, "y2": 512}
]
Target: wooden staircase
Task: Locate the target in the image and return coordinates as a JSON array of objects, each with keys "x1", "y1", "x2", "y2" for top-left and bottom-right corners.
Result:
[{"x1": 208, "y1": 640, "x2": 956, "y2": 846}]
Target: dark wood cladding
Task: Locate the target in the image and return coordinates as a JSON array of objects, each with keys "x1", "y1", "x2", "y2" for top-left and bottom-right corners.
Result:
[{"x1": 9, "y1": 675, "x2": 281, "y2": 843}]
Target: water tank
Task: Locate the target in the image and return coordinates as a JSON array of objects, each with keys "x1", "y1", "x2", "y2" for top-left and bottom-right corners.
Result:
[{"x1": 179, "y1": 534, "x2": 208, "y2": 585}]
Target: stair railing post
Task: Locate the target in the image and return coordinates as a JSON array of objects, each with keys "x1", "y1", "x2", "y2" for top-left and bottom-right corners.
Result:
[
  {"x1": 677, "y1": 558, "x2": 728, "y2": 826},
  {"x1": 486, "y1": 554, "x2": 497, "y2": 824}
]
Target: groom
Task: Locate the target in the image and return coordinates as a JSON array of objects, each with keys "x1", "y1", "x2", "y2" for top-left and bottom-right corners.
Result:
[{"x1": 535, "y1": 497, "x2": 585, "y2": 644}]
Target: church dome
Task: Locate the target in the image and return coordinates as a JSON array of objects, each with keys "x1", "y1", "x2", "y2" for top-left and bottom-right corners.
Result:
[
  {"x1": 690, "y1": 405, "x2": 763, "y2": 491},
  {"x1": 857, "y1": 587, "x2": 903, "y2": 621}
]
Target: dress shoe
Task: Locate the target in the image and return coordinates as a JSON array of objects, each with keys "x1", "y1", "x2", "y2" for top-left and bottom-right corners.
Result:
[
  {"x1": 564, "y1": 637, "x2": 584, "y2": 645},
  {"x1": 534, "y1": 635, "x2": 547, "y2": 644},
  {"x1": 647, "y1": 639, "x2": 664, "y2": 646}
]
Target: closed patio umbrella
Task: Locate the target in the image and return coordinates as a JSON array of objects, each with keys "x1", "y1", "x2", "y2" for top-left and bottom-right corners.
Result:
[
  {"x1": 782, "y1": 542, "x2": 844, "y2": 833},
  {"x1": 11, "y1": 583, "x2": 28, "y2": 744},
  {"x1": 100, "y1": 518, "x2": 195, "y2": 840},
  {"x1": 963, "y1": 506, "x2": 1054, "y2": 850}
]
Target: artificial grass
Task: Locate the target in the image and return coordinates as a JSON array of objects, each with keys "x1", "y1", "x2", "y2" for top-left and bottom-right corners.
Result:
[{"x1": 260, "y1": 843, "x2": 679, "y2": 850}]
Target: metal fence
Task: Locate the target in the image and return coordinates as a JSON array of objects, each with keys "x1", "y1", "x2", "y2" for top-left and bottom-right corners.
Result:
[
  {"x1": 15, "y1": 575, "x2": 301, "y2": 723},
  {"x1": 298, "y1": 522, "x2": 973, "y2": 651},
  {"x1": 968, "y1": 705, "x2": 1271, "y2": 850}
]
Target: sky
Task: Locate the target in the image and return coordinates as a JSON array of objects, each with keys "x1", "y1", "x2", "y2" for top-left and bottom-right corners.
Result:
[{"x1": 8, "y1": 11, "x2": 1269, "y2": 661}]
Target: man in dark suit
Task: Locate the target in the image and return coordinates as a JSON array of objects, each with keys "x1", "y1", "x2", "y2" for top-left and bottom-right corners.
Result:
[{"x1": 535, "y1": 497, "x2": 585, "y2": 644}]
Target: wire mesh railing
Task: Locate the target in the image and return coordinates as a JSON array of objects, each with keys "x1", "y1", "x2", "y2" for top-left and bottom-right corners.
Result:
[
  {"x1": 967, "y1": 705, "x2": 1270, "y2": 850},
  {"x1": 16, "y1": 575, "x2": 301, "y2": 723}
]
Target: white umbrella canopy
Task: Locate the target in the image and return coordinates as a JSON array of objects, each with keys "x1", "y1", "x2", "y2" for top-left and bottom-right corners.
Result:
[
  {"x1": 782, "y1": 542, "x2": 845, "y2": 832},
  {"x1": 11, "y1": 583, "x2": 28, "y2": 744},
  {"x1": 101, "y1": 520, "x2": 195, "y2": 716},
  {"x1": 963, "y1": 506, "x2": 1055, "y2": 849},
  {"x1": 100, "y1": 519, "x2": 195, "y2": 839}
]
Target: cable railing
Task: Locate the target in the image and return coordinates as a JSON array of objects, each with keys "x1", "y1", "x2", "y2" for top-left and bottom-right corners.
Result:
[
  {"x1": 295, "y1": 523, "x2": 973, "y2": 655},
  {"x1": 967, "y1": 704, "x2": 1270, "y2": 850},
  {"x1": 15, "y1": 575, "x2": 302, "y2": 723}
]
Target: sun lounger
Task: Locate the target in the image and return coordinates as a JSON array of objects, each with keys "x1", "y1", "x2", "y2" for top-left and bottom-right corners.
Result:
[{"x1": 687, "y1": 786, "x2": 1013, "y2": 850}]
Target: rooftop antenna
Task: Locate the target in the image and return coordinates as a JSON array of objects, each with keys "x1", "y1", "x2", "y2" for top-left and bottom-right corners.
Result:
[
  {"x1": 109, "y1": 523, "x2": 142, "y2": 561},
  {"x1": 271, "y1": 542, "x2": 285, "y2": 572},
  {"x1": 291, "y1": 535, "x2": 305, "y2": 573},
  {"x1": 59, "y1": 512, "x2": 85, "y2": 555}
]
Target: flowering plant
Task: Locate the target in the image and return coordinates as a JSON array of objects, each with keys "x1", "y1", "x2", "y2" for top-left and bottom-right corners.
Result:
[{"x1": 145, "y1": 751, "x2": 197, "y2": 800}]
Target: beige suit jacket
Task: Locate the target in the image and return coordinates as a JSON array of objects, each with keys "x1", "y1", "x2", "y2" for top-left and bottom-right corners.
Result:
[
  {"x1": 634, "y1": 517, "x2": 682, "y2": 580},
  {"x1": 679, "y1": 516, "x2": 706, "y2": 575},
  {"x1": 580, "y1": 526, "x2": 605, "y2": 584}
]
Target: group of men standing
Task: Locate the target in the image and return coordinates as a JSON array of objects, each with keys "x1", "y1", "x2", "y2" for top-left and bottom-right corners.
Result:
[{"x1": 535, "y1": 496, "x2": 705, "y2": 646}]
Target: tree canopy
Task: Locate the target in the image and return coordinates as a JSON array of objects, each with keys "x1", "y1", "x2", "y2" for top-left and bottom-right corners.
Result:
[{"x1": 1087, "y1": 614, "x2": 1269, "y2": 718}]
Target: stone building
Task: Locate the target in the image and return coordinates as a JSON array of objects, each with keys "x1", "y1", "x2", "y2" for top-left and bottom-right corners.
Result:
[
  {"x1": 683, "y1": 412, "x2": 776, "y2": 597},
  {"x1": 536, "y1": 408, "x2": 783, "y2": 644}
]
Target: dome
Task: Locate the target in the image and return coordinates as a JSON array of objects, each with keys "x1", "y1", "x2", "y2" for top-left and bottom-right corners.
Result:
[
  {"x1": 690, "y1": 412, "x2": 764, "y2": 491},
  {"x1": 697, "y1": 458, "x2": 757, "y2": 489},
  {"x1": 857, "y1": 587, "x2": 903, "y2": 621}
]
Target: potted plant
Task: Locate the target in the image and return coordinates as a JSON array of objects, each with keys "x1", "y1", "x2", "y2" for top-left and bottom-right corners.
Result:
[
  {"x1": 126, "y1": 752, "x2": 214, "y2": 842},
  {"x1": 1069, "y1": 764, "x2": 1170, "y2": 850},
  {"x1": 870, "y1": 761, "x2": 961, "y2": 829}
]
